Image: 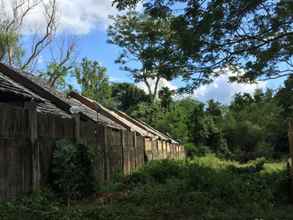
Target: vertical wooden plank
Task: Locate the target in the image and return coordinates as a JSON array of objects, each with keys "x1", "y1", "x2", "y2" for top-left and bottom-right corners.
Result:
[
  {"x1": 0, "y1": 105, "x2": 34, "y2": 201},
  {"x1": 0, "y1": 140, "x2": 3, "y2": 200},
  {"x1": 124, "y1": 131, "x2": 130, "y2": 175},
  {"x1": 163, "y1": 141, "x2": 166, "y2": 159},
  {"x1": 288, "y1": 119, "x2": 293, "y2": 202},
  {"x1": 107, "y1": 128, "x2": 113, "y2": 180},
  {"x1": 96, "y1": 123, "x2": 106, "y2": 185},
  {"x1": 0, "y1": 139, "x2": 7, "y2": 200},
  {"x1": 123, "y1": 131, "x2": 127, "y2": 175},
  {"x1": 140, "y1": 136, "x2": 145, "y2": 166},
  {"x1": 25, "y1": 102, "x2": 40, "y2": 191},
  {"x1": 23, "y1": 139, "x2": 32, "y2": 195},
  {"x1": 73, "y1": 114, "x2": 81, "y2": 143},
  {"x1": 128, "y1": 131, "x2": 132, "y2": 174},
  {"x1": 6, "y1": 142, "x2": 13, "y2": 199},
  {"x1": 157, "y1": 140, "x2": 162, "y2": 160},
  {"x1": 121, "y1": 130, "x2": 125, "y2": 175},
  {"x1": 104, "y1": 126, "x2": 110, "y2": 182},
  {"x1": 133, "y1": 132, "x2": 137, "y2": 170}
]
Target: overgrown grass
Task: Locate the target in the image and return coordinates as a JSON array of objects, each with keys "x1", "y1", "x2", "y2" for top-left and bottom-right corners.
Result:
[{"x1": 1, "y1": 155, "x2": 292, "y2": 220}]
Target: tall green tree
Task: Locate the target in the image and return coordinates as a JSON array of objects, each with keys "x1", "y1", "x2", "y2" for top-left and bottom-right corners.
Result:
[
  {"x1": 276, "y1": 75, "x2": 293, "y2": 119},
  {"x1": 224, "y1": 90, "x2": 283, "y2": 160},
  {"x1": 108, "y1": 11, "x2": 191, "y2": 100},
  {"x1": 111, "y1": 82, "x2": 150, "y2": 112},
  {"x1": 75, "y1": 58, "x2": 112, "y2": 107},
  {"x1": 158, "y1": 86, "x2": 174, "y2": 110},
  {"x1": 274, "y1": 76, "x2": 293, "y2": 154},
  {"x1": 39, "y1": 39, "x2": 76, "y2": 90},
  {"x1": 156, "y1": 98, "x2": 198, "y2": 143},
  {"x1": 206, "y1": 100, "x2": 223, "y2": 118},
  {"x1": 130, "y1": 98, "x2": 198, "y2": 144},
  {"x1": 113, "y1": 0, "x2": 293, "y2": 90}
]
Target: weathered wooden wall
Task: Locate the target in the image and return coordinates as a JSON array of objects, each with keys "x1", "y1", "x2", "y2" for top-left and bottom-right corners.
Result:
[
  {"x1": 0, "y1": 104, "x2": 32, "y2": 200},
  {"x1": 96, "y1": 126, "x2": 146, "y2": 183},
  {"x1": 0, "y1": 103, "x2": 78, "y2": 200},
  {"x1": 0, "y1": 103, "x2": 185, "y2": 200},
  {"x1": 288, "y1": 119, "x2": 293, "y2": 202}
]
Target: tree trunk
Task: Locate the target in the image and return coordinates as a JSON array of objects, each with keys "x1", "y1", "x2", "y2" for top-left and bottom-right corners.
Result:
[
  {"x1": 152, "y1": 76, "x2": 160, "y2": 103},
  {"x1": 142, "y1": 75, "x2": 161, "y2": 103}
]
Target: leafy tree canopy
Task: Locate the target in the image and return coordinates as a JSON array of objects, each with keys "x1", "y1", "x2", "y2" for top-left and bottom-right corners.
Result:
[
  {"x1": 111, "y1": 82, "x2": 150, "y2": 112},
  {"x1": 276, "y1": 75, "x2": 293, "y2": 119},
  {"x1": 75, "y1": 58, "x2": 112, "y2": 107},
  {"x1": 108, "y1": 11, "x2": 193, "y2": 98},
  {"x1": 113, "y1": 0, "x2": 293, "y2": 91}
]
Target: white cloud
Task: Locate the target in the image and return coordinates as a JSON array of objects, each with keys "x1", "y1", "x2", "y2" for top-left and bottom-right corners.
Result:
[
  {"x1": 2, "y1": 0, "x2": 120, "y2": 35},
  {"x1": 136, "y1": 78, "x2": 177, "y2": 95},
  {"x1": 193, "y1": 71, "x2": 266, "y2": 104},
  {"x1": 136, "y1": 69, "x2": 266, "y2": 104}
]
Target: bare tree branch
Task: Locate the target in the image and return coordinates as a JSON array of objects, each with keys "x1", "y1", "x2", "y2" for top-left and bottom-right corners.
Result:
[
  {"x1": 0, "y1": 0, "x2": 58, "y2": 69},
  {"x1": 5, "y1": 0, "x2": 42, "y2": 32},
  {"x1": 21, "y1": 0, "x2": 57, "y2": 70}
]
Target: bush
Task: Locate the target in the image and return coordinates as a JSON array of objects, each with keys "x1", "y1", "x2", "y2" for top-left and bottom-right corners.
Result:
[
  {"x1": 184, "y1": 143, "x2": 211, "y2": 157},
  {"x1": 228, "y1": 157, "x2": 266, "y2": 174},
  {"x1": 0, "y1": 155, "x2": 288, "y2": 220},
  {"x1": 50, "y1": 139, "x2": 95, "y2": 201}
]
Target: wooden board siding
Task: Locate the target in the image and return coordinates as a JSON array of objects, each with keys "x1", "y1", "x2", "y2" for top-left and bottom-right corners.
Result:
[
  {"x1": 289, "y1": 119, "x2": 293, "y2": 202},
  {"x1": 107, "y1": 127, "x2": 123, "y2": 179},
  {"x1": 0, "y1": 102, "x2": 184, "y2": 201},
  {"x1": 0, "y1": 138, "x2": 32, "y2": 200}
]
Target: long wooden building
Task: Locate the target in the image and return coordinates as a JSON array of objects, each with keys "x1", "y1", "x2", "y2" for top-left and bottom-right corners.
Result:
[{"x1": 0, "y1": 62, "x2": 185, "y2": 200}]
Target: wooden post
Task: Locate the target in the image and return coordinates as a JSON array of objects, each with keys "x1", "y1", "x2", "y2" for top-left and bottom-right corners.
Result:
[
  {"x1": 133, "y1": 131, "x2": 137, "y2": 170},
  {"x1": 156, "y1": 140, "x2": 159, "y2": 160},
  {"x1": 104, "y1": 126, "x2": 110, "y2": 181},
  {"x1": 73, "y1": 113, "x2": 81, "y2": 143},
  {"x1": 163, "y1": 141, "x2": 167, "y2": 159},
  {"x1": 96, "y1": 123, "x2": 106, "y2": 185},
  {"x1": 25, "y1": 102, "x2": 40, "y2": 191},
  {"x1": 121, "y1": 130, "x2": 125, "y2": 175},
  {"x1": 162, "y1": 141, "x2": 165, "y2": 159},
  {"x1": 288, "y1": 119, "x2": 293, "y2": 202}
]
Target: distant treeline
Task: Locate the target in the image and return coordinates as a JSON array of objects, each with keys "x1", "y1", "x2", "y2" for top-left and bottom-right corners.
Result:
[{"x1": 114, "y1": 76, "x2": 292, "y2": 162}]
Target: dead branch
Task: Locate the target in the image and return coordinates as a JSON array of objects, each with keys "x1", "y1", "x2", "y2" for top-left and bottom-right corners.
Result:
[{"x1": 21, "y1": 0, "x2": 57, "y2": 70}]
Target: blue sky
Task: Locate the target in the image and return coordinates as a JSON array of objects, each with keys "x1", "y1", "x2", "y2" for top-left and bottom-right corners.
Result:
[
  {"x1": 15, "y1": 0, "x2": 287, "y2": 104},
  {"x1": 72, "y1": 29, "x2": 286, "y2": 104},
  {"x1": 77, "y1": 30, "x2": 133, "y2": 83}
]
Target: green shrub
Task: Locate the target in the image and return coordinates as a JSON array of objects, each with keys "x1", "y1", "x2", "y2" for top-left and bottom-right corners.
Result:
[
  {"x1": 0, "y1": 155, "x2": 288, "y2": 220},
  {"x1": 0, "y1": 191, "x2": 64, "y2": 220},
  {"x1": 140, "y1": 160, "x2": 186, "y2": 183},
  {"x1": 228, "y1": 157, "x2": 266, "y2": 174},
  {"x1": 50, "y1": 139, "x2": 95, "y2": 201},
  {"x1": 184, "y1": 143, "x2": 211, "y2": 157}
]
